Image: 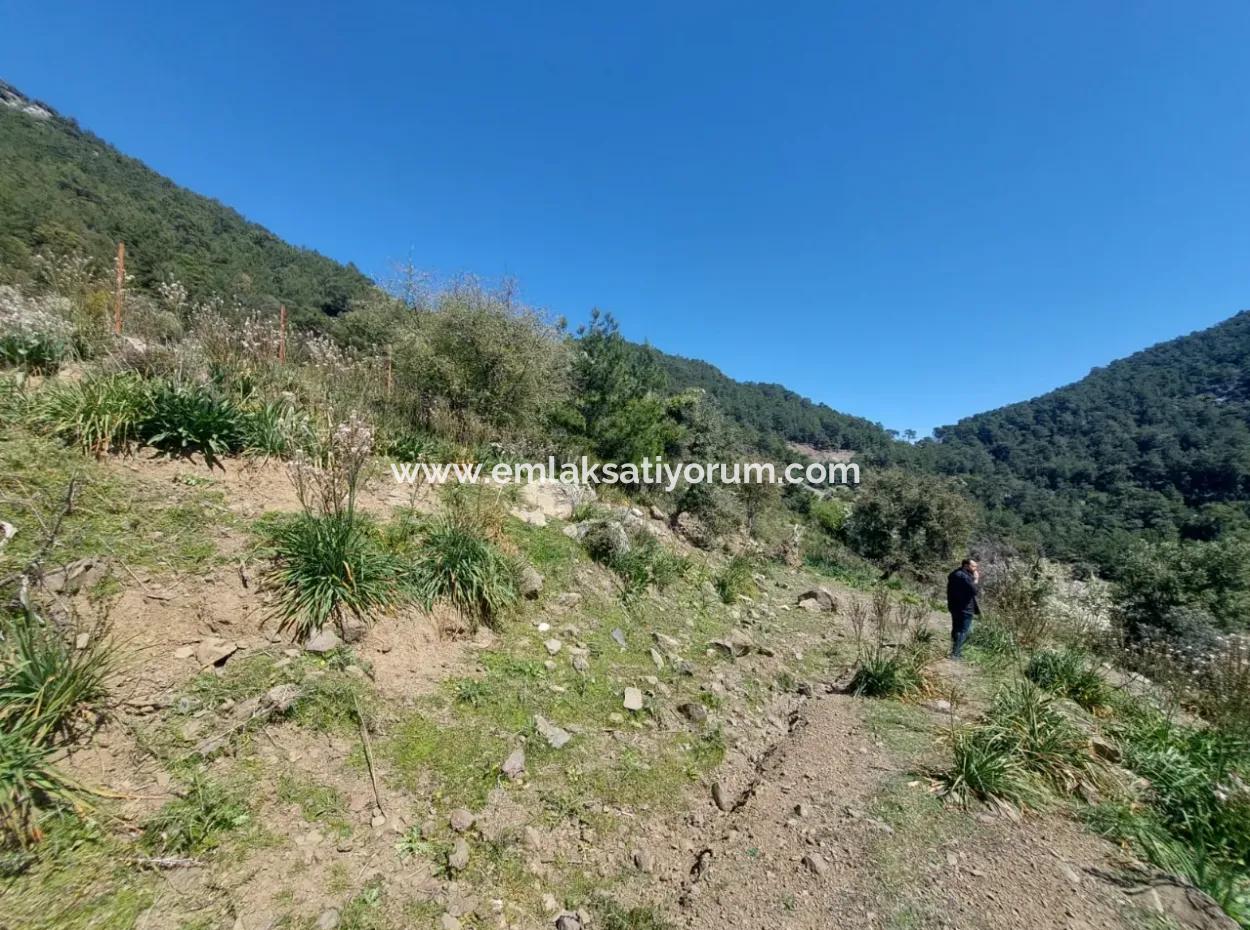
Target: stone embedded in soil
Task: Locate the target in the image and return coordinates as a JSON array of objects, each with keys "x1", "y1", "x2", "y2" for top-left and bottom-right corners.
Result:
[
  {"x1": 195, "y1": 637, "x2": 237, "y2": 668},
  {"x1": 623, "y1": 687, "x2": 644, "y2": 711},
  {"x1": 173, "y1": 645, "x2": 195, "y2": 660},
  {"x1": 544, "y1": 638, "x2": 563, "y2": 655},
  {"x1": 315, "y1": 909, "x2": 341, "y2": 930},
  {"x1": 555, "y1": 914, "x2": 583, "y2": 930},
  {"x1": 448, "y1": 838, "x2": 470, "y2": 871},
  {"x1": 519, "y1": 564, "x2": 544, "y2": 599},
  {"x1": 677, "y1": 701, "x2": 708, "y2": 723},
  {"x1": 502, "y1": 747, "x2": 526, "y2": 780},
  {"x1": 450, "y1": 808, "x2": 475, "y2": 833},
  {"x1": 631, "y1": 848, "x2": 654, "y2": 873},
  {"x1": 611, "y1": 627, "x2": 628, "y2": 648},
  {"x1": 304, "y1": 628, "x2": 342, "y2": 653},
  {"x1": 712, "y1": 781, "x2": 732, "y2": 812},
  {"x1": 802, "y1": 853, "x2": 829, "y2": 876},
  {"x1": 535, "y1": 715, "x2": 572, "y2": 749},
  {"x1": 440, "y1": 915, "x2": 462, "y2": 930}
]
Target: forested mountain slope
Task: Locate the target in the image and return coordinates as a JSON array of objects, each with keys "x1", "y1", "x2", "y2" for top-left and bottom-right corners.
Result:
[
  {"x1": 0, "y1": 81, "x2": 373, "y2": 318},
  {"x1": 915, "y1": 311, "x2": 1250, "y2": 560}
]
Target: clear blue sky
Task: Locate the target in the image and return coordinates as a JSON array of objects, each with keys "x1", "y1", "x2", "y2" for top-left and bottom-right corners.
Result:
[{"x1": 4, "y1": 2, "x2": 1250, "y2": 436}]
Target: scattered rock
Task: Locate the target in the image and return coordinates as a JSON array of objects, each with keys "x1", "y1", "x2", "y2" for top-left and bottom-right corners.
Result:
[
  {"x1": 794, "y1": 802, "x2": 811, "y2": 818},
  {"x1": 518, "y1": 564, "x2": 544, "y2": 599},
  {"x1": 173, "y1": 645, "x2": 195, "y2": 660},
  {"x1": 796, "y1": 587, "x2": 837, "y2": 611},
  {"x1": 923, "y1": 699, "x2": 953, "y2": 714},
  {"x1": 535, "y1": 715, "x2": 572, "y2": 749},
  {"x1": 553, "y1": 592, "x2": 582, "y2": 609},
  {"x1": 74, "y1": 632, "x2": 90, "y2": 650},
  {"x1": 439, "y1": 915, "x2": 462, "y2": 930},
  {"x1": 677, "y1": 701, "x2": 708, "y2": 723},
  {"x1": 41, "y1": 557, "x2": 109, "y2": 595},
  {"x1": 623, "y1": 687, "x2": 644, "y2": 711},
  {"x1": 304, "y1": 628, "x2": 342, "y2": 653},
  {"x1": 611, "y1": 628, "x2": 628, "y2": 648},
  {"x1": 712, "y1": 782, "x2": 732, "y2": 812},
  {"x1": 1124, "y1": 874, "x2": 1241, "y2": 930},
  {"x1": 195, "y1": 637, "x2": 238, "y2": 668},
  {"x1": 450, "y1": 809, "x2": 475, "y2": 833},
  {"x1": 502, "y1": 747, "x2": 526, "y2": 780},
  {"x1": 555, "y1": 914, "x2": 583, "y2": 930},
  {"x1": 709, "y1": 629, "x2": 754, "y2": 658},
  {"x1": 315, "y1": 909, "x2": 341, "y2": 930},
  {"x1": 1091, "y1": 736, "x2": 1122, "y2": 764},
  {"x1": 649, "y1": 504, "x2": 666, "y2": 521},
  {"x1": 802, "y1": 853, "x2": 829, "y2": 876},
  {"x1": 571, "y1": 653, "x2": 590, "y2": 673},
  {"x1": 448, "y1": 838, "x2": 470, "y2": 871},
  {"x1": 649, "y1": 647, "x2": 665, "y2": 670},
  {"x1": 338, "y1": 613, "x2": 368, "y2": 644},
  {"x1": 544, "y1": 639, "x2": 563, "y2": 655},
  {"x1": 631, "y1": 848, "x2": 654, "y2": 873}
]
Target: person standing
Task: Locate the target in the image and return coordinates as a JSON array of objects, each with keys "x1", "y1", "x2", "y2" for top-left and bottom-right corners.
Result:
[{"x1": 946, "y1": 558, "x2": 980, "y2": 659}]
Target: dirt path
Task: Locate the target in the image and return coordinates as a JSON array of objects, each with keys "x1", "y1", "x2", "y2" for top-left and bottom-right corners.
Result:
[{"x1": 668, "y1": 681, "x2": 1146, "y2": 930}]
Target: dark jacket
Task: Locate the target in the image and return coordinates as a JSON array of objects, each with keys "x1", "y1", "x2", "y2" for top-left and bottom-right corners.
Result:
[{"x1": 946, "y1": 568, "x2": 980, "y2": 617}]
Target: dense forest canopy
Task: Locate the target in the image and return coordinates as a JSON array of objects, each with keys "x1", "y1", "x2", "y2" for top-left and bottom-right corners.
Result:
[{"x1": 0, "y1": 81, "x2": 374, "y2": 319}]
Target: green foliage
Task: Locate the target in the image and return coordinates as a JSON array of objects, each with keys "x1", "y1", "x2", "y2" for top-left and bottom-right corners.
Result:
[
  {"x1": 0, "y1": 730, "x2": 88, "y2": 849},
  {"x1": 714, "y1": 555, "x2": 757, "y2": 604},
  {"x1": 262, "y1": 513, "x2": 413, "y2": 640},
  {"x1": 241, "y1": 397, "x2": 310, "y2": 458},
  {"x1": 141, "y1": 773, "x2": 250, "y2": 855},
  {"x1": 1097, "y1": 705, "x2": 1250, "y2": 920},
  {"x1": 912, "y1": 310, "x2": 1250, "y2": 568},
  {"x1": 941, "y1": 680, "x2": 1102, "y2": 808},
  {"x1": 140, "y1": 381, "x2": 245, "y2": 467},
  {"x1": 1025, "y1": 648, "x2": 1112, "y2": 711},
  {"x1": 0, "y1": 86, "x2": 372, "y2": 314},
  {"x1": 566, "y1": 310, "x2": 679, "y2": 463},
  {"x1": 843, "y1": 468, "x2": 975, "y2": 574},
  {"x1": 582, "y1": 523, "x2": 688, "y2": 601},
  {"x1": 848, "y1": 652, "x2": 926, "y2": 699},
  {"x1": 0, "y1": 614, "x2": 112, "y2": 742},
  {"x1": 391, "y1": 282, "x2": 569, "y2": 441},
  {"x1": 34, "y1": 372, "x2": 151, "y2": 455},
  {"x1": 1112, "y1": 537, "x2": 1250, "y2": 636},
  {"x1": 410, "y1": 518, "x2": 518, "y2": 630},
  {"x1": 0, "y1": 330, "x2": 70, "y2": 374}
]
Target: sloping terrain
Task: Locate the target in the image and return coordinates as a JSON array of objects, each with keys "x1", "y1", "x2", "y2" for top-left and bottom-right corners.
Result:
[{"x1": 0, "y1": 436, "x2": 1182, "y2": 930}]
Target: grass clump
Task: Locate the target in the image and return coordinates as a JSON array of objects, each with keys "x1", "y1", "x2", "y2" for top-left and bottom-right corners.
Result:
[
  {"x1": 140, "y1": 381, "x2": 245, "y2": 467},
  {"x1": 1025, "y1": 647, "x2": 1112, "y2": 711},
  {"x1": 141, "y1": 772, "x2": 251, "y2": 856},
  {"x1": 849, "y1": 627, "x2": 935, "y2": 699},
  {"x1": 34, "y1": 372, "x2": 150, "y2": 455},
  {"x1": 714, "y1": 554, "x2": 757, "y2": 604},
  {"x1": 0, "y1": 612, "x2": 113, "y2": 847},
  {"x1": 582, "y1": 522, "x2": 688, "y2": 601},
  {"x1": 410, "y1": 518, "x2": 518, "y2": 631},
  {"x1": 262, "y1": 512, "x2": 414, "y2": 641},
  {"x1": 1092, "y1": 705, "x2": 1250, "y2": 919},
  {"x1": 941, "y1": 680, "x2": 1103, "y2": 809}
]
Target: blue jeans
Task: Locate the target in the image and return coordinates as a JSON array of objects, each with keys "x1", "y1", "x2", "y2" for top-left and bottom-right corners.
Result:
[{"x1": 951, "y1": 612, "x2": 974, "y2": 658}]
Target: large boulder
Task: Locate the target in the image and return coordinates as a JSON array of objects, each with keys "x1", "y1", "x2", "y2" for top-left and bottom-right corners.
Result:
[{"x1": 796, "y1": 587, "x2": 837, "y2": 612}]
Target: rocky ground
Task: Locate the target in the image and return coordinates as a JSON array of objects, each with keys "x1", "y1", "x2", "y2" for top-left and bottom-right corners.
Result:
[{"x1": 1, "y1": 454, "x2": 1192, "y2": 930}]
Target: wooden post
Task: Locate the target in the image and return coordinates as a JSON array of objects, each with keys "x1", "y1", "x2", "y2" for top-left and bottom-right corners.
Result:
[
  {"x1": 113, "y1": 242, "x2": 125, "y2": 335},
  {"x1": 385, "y1": 346, "x2": 394, "y2": 397},
  {"x1": 278, "y1": 304, "x2": 287, "y2": 363}
]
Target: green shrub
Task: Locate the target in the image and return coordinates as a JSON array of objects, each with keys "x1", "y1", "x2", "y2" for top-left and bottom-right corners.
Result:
[
  {"x1": 241, "y1": 398, "x2": 309, "y2": 458},
  {"x1": 141, "y1": 773, "x2": 250, "y2": 855},
  {"x1": 0, "y1": 614, "x2": 113, "y2": 742},
  {"x1": 0, "y1": 330, "x2": 71, "y2": 374},
  {"x1": 263, "y1": 513, "x2": 414, "y2": 641},
  {"x1": 35, "y1": 372, "x2": 151, "y2": 455},
  {"x1": 941, "y1": 681, "x2": 1102, "y2": 807},
  {"x1": 141, "y1": 381, "x2": 244, "y2": 467},
  {"x1": 714, "y1": 555, "x2": 757, "y2": 604},
  {"x1": 410, "y1": 519, "x2": 518, "y2": 630},
  {"x1": 1025, "y1": 648, "x2": 1112, "y2": 711},
  {"x1": 965, "y1": 618, "x2": 1019, "y2": 658},
  {"x1": 849, "y1": 651, "x2": 925, "y2": 699},
  {"x1": 0, "y1": 730, "x2": 88, "y2": 848}
]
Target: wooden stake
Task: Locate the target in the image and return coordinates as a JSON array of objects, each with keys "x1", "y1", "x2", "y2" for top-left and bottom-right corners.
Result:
[
  {"x1": 113, "y1": 242, "x2": 125, "y2": 335},
  {"x1": 278, "y1": 304, "x2": 287, "y2": 363},
  {"x1": 385, "y1": 346, "x2": 394, "y2": 397}
]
